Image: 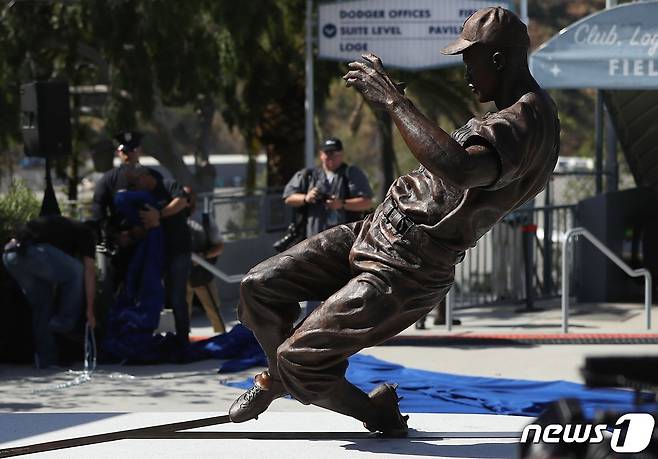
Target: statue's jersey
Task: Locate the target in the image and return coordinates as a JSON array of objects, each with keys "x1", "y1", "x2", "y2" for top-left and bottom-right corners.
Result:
[{"x1": 388, "y1": 89, "x2": 560, "y2": 251}]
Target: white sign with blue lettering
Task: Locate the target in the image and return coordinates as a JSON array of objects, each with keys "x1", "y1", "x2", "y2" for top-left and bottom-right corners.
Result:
[{"x1": 318, "y1": 0, "x2": 511, "y2": 70}]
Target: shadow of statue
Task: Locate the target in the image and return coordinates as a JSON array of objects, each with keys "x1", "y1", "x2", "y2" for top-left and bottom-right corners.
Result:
[{"x1": 341, "y1": 438, "x2": 517, "y2": 458}]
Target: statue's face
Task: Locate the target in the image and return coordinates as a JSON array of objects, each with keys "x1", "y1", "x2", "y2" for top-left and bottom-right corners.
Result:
[{"x1": 462, "y1": 44, "x2": 499, "y2": 104}]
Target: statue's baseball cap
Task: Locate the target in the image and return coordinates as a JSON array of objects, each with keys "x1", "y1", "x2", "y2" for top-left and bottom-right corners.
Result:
[{"x1": 440, "y1": 7, "x2": 529, "y2": 55}]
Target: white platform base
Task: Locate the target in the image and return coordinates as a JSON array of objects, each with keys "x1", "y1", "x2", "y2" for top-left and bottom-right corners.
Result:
[{"x1": 0, "y1": 411, "x2": 533, "y2": 458}]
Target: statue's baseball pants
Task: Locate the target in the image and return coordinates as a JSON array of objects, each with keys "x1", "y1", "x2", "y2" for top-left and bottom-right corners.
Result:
[{"x1": 238, "y1": 198, "x2": 464, "y2": 404}]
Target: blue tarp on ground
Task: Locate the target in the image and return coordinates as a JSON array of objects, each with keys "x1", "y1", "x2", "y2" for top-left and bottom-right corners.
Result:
[
  {"x1": 97, "y1": 320, "x2": 654, "y2": 419},
  {"x1": 224, "y1": 353, "x2": 655, "y2": 418},
  {"x1": 190, "y1": 324, "x2": 268, "y2": 372}
]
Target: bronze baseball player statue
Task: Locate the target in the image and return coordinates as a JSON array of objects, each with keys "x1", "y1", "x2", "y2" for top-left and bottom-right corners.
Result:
[{"x1": 228, "y1": 7, "x2": 559, "y2": 437}]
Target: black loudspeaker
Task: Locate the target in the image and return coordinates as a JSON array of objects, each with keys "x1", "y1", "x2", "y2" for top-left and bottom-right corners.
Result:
[{"x1": 20, "y1": 80, "x2": 72, "y2": 158}]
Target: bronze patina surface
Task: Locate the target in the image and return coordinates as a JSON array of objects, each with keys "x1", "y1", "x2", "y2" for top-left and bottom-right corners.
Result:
[{"x1": 229, "y1": 7, "x2": 560, "y2": 436}]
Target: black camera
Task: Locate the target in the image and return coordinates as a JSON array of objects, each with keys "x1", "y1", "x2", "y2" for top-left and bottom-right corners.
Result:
[
  {"x1": 314, "y1": 182, "x2": 333, "y2": 203},
  {"x1": 273, "y1": 220, "x2": 305, "y2": 253}
]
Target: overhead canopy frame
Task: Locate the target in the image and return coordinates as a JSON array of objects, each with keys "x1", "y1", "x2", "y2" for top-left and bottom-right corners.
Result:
[{"x1": 530, "y1": 2, "x2": 658, "y2": 195}]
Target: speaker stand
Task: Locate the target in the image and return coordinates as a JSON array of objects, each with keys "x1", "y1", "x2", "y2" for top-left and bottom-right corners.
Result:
[{"x1": 40, "y1": 156, "x2": 61, "y2": 216}]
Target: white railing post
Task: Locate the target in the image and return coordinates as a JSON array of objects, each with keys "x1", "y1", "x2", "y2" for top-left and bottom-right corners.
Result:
[
  {"x1": 562, "y1": 227, "x2": 653, "y2": 333},
  {"x1": 645, "y1": 271, "x2": 652, "y2": 330},
  {"x1": 446, "y1": 287, "x2": 453, "y2": 332},
  {"x1": 562, "y1": 230, "x2": 571, "y2": 333}
]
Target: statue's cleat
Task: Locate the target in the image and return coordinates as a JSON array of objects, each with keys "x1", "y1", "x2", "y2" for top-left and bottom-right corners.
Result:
[
  {"x1": 363, "y1": 383, "x2": 409, "y2": 437},
  {"x1": 228, "y1": 371, "x2": 287, "y2": 423}
]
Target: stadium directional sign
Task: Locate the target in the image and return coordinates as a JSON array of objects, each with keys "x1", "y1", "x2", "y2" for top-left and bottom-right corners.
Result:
[{"x1": 318, "y1": 0, "x2": 512, "y2": 70}]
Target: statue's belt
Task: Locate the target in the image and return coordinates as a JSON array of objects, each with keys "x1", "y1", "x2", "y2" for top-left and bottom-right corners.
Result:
[{"x1": 381, "y1": 198, "x2": 415, "y2": 236}]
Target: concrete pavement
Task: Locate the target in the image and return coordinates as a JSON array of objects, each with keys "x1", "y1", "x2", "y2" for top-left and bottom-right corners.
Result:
[
  {"x1": 0, "y1": 299, "x2": 655, "y2": 458},
  {"x1": 1, "y1": 299, "x2": 656, "y2": 413},
  {"x1": 0, "y1": 412, "x2": 531, "y2": 459}
]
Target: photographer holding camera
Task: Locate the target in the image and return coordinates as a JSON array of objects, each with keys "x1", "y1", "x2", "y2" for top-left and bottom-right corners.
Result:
[
  {"x1": 279, "y1": 138, "x2": 373, "y2": 313},
  {"x1": 282, "y1": 137, "x2": 373, "y2": 239}
]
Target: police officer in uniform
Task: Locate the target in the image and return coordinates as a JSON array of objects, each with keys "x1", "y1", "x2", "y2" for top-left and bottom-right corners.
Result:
[{"x1": 92, "y1": 132, "x2": 147, "y2": 280}]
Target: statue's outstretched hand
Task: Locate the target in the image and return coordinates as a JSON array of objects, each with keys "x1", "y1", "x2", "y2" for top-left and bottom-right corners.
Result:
[{"x1": 343, "y1": 53, "x2": 406, "y2": 109}]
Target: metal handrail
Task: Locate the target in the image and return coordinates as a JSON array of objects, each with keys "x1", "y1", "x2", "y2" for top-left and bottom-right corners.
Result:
[
  {"x1": 562, "y1": 227, "x2": 653, "y2": 333},
  {"x1": 190, "y1": 253, "x2": 244, "y2": 284}
]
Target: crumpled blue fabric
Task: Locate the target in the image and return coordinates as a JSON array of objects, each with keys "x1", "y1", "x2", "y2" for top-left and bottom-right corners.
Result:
[
  {"x1": 100, "y1": 331, "x2": 186, "y2": 364},
  {"x1": 223, "y1": 353, "x2": 656, "y2": 418},
  {"x1": 112, "y1": 190, "x2": 164, "y2": 330},
  {"x1": 188, "y1": 324, "x2": 268, "y2": 372},
  {"x1": 101, "y1": 190, "x2": 166, "y2": 362},
  {"x1": 99, "y1": 323, "x2": 266, "y2": 368}
]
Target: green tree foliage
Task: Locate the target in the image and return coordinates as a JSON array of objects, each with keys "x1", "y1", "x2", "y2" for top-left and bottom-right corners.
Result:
[
  {"x1": 212, "y1": 0, "x2": 339, "y2": 187},
  {"x1": 0, "y1": 0, "x2": 339, "y2": 189},
  {"x1": 88, "y1": 0, "x2": 239, "y2": 189},
  {"x1": 0, "y1": 179, "x2": 40, "y2": 245},
  {"x1": 0, "y1": 2, "x2": 102, "y2": 199},
  {"x1": 0, "y1": 0, "x2": 610, "y2": 196},
  {"x1": 0, "y1": 1, "x2": 95, "y2": 146},
  {"x1": 0, "y1": 1, "x2": 237, "y2": 190}
]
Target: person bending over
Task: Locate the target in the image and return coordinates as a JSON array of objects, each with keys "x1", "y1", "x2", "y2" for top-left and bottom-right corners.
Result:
[{"x1": 3, "y1": 216, "x2": 97, "y2": 368}]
